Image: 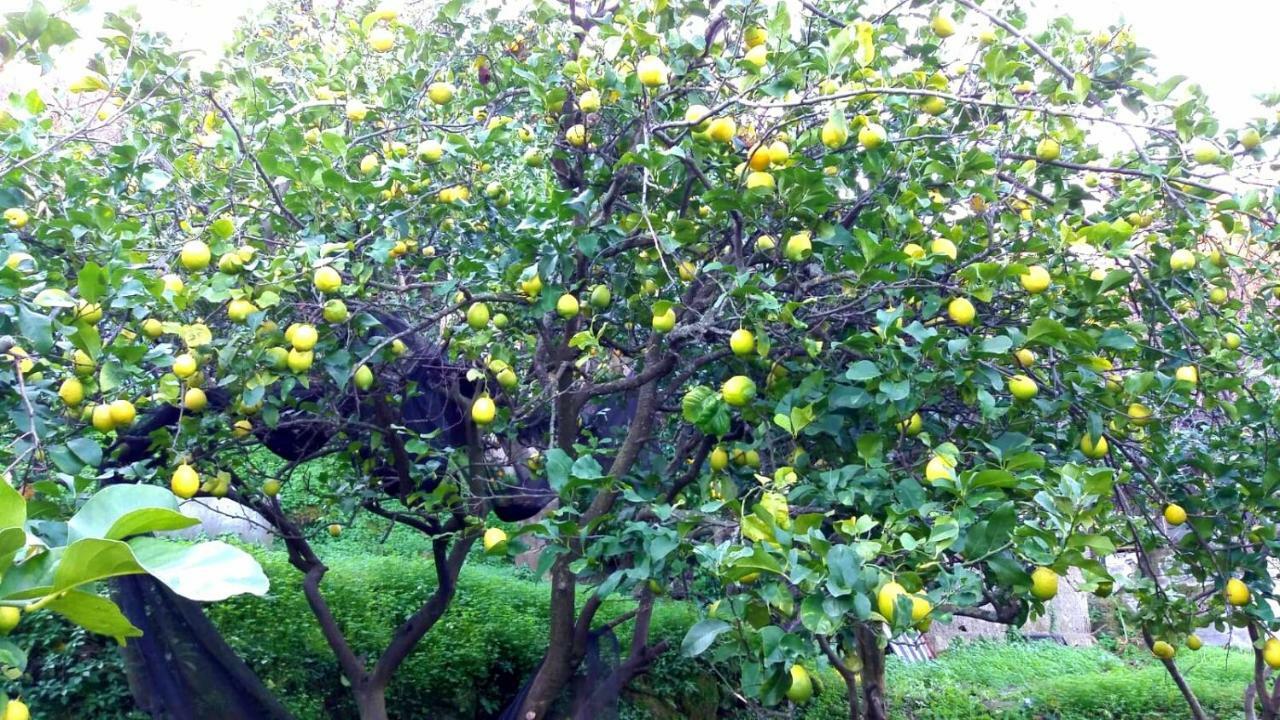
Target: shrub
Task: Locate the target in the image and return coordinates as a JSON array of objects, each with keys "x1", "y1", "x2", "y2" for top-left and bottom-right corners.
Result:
[{"x1": 0, "y1": 611, "x2": 146, "y2": 720}]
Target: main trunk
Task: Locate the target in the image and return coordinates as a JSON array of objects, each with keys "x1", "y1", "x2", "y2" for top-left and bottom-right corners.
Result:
[
  {"x1": 513, "y1": 560, "x2": 579, "y2": 719},
  {"x1": 355, "y1": 685, "x2": 389, "y2": 720},
  {"x1": 855, "y1": 625, "x2": 888, "y2": 720}
]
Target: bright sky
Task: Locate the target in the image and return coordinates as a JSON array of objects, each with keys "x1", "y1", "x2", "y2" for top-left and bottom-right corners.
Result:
[{"x1": 1, "y1": 0, "x2": 1276, "y2": 128}]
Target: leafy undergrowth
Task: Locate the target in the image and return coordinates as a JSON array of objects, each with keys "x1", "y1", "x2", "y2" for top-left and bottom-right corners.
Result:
[
  {"x1": 802, "y1": 639, "x2": 1253, "y2": 720},
  {"x1": 5, "y1": 522, "x2": 1259, "y2": 720}
]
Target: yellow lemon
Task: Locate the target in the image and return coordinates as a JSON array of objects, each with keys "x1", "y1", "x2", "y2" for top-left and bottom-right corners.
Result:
[
  {"x1": 947, "y1": 298, "x2": 976, "y2": 325},
  {"x1": 171, "y1": 464, "x2": 200, "y2": 499},
  {"x1": 1163, "y1": 503, "x2": 1187, "y2": 525},
  {"x1": 1030, "y1": 566, "x2": 1059, "y2": 600},
  {"x1": 472, "y1": 396, "x2": 497, "y2": 425},
  {"x1": 1020, "y1": 265, "x2": 1051, "y2": 293}
]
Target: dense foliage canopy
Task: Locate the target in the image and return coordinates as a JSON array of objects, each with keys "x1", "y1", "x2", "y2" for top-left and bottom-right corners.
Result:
[{"x1": 1, "y1": 0, "x2": 1278, "y2": 718}]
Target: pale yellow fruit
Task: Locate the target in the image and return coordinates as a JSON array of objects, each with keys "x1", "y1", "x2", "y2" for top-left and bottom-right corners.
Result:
[
  {"x1": 745, "y1": 171, "x2": 774, "y2": 190},
  {"x1": 367, "y1": 26, "x2": 394, "y2": 52},
  {"x1": 472, "y1": 396, "x2": 497, "y2": 425},
  {"x1": 1014, "y1": 349, "x2": 1036, "y2": 368},
  {"x1": 1030, "y1": 566, "x2": 1058, "y2": 600},
  {"x1": 784, "y1": 231, "x2": 812, "y2": 262},
  {"x1": 1152, "y1": 641, "x2": 1175, "y2": 661},
  {"x1": 2, "y1": 699, "x2": 29, "y2": 720},
  {"x1": 1265, "y1": 638, "x2": 1280, "y2": 669},
  {"x1": 1187, "y1": 139, "x2": 1219, "y2": 164},
  {"x1": 1020, "y1": 265, "x2": 1051, "y2": 293},
  {"x1": 59, "y1": 377, "x2": 84, "y2": 407},
  {"x1": 636, "y1": 55, "x2": 669, "y2": 87},
  {"x1": 1128, "y1": 403, "x2": 1151, "y2": 426},
  {"x1": 314, "y1": 266, "x2": 342, "y2": 294},
  {"x1": 1175, "y1": 365, "x2": 1198, "y2": 385},
  {"x1": 721, "y1": 375, "x2": 757, "y2": 407},
  {"x1": 1226, "y1": 578, "x2": 1250, "y2": 606},
  {"x1": 729, "y1": 329, "x2": 755, "y2": 357},
  {"x1": 171, "y1": 464, "x2": 200, "y2": 499},
  {"x1": 345, "y1": 99, "x2": 369, "y2": 122},
  {"x1": 180, "y1": 240, "x2": 212, "y2": 271},
  {"x1": 947, "y1": 298, "x2": 976, "y2": 325},
  {"x1": 858, "y1": 123, "x2": 887, "y2": 150},
  {"x1": 162, "y1": 273, "x2": 185, "y2": 293},
  {"x1": 566, "y1": 124, "x2": 587, "y2": 147},
  {"x1": 109, "y1": 399, "x2": 136, "y2": 426},
  {"x1": 3, "y1": 208, "x2": 29, "y2": 228},
  {"x1": 91, "y1": 403, "x2": 116, "y2": 432},
  {"x1": 483, "y1": 527, "x2": 508, "y2": 552},
  {"x1": 930, "y1": 15, "x2": 956, "y2": 38},
  {"x1": 184, "y1": 387, "x2": 208, "y2": 412},
  {"x1": 0, "y1": 606, "x2": 20, "y2": 635},
  {"x1": 1187, "y1": 634, "x2": 1203, "y2": 651},
  {"x1": 1163, "y1": 503, "x2": 1187, "y2": 525},
  {"x1": 707, "y1": 117, "x2": 736, "y2": 144},
  {"x1": 899, "y1": 413, "x2": 923, "y2": 436},
  {"x1": 286, "y1": 349, "x2": 314, "y2": 373},
  {"x1": 578, "y1": 89, "x2": 601, "y2": 113},
  {"x1": 652, "y1": 306, "x2": 676, "y2": 333},
  {"x1": 1080, "y1": 433, "x2": 1108, "y2": 458},
  {"x1": 1169, "y1": 249, "x2": 1196, "y2": 272},
  {"x1": 232, "y1": 419, "x2": 253, "y2": 438},
  {"x1": 1008, "y1": 374, "x2": 1038, "y2": 401},
  {"x1": 291, "y1": 324, "x2": 318, "y2": 351},
  {"x1": 466, "y1": 303, "x2": 491, "y2": 329},
  {"x1": 930, "y1": 238, "x2": 957, "y2": 260},
  {"x1": 1035, "y1": 138, "x2": 1061, "y2": 162},
  {"x1": 710, "y1": 446, "x2": 729, "y2": 471},
  {"x1": 427, "y1": 82, "x2": 456, "y2": 105},
  {"x1": 821, "y1": 117, "x2": 849, "y2": 149},
  {"x1": 556, "y1": 294, "x2": 580, "y2": 319}
]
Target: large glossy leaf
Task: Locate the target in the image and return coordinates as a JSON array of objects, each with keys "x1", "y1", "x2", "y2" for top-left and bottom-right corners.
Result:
[
  {"x1": 46, "y1": 590, "x2": 141, "y2": 643},
  {"x1": 680, "y1": 619, "x2": 730, "y2": 657},
  {"x1": 0, "y1": 548, "x2": 58, "y2": 600},
  {"x1": 66, "y1": 484, "x2": 197, "y2": 543},
  {"x1": 0, "y1": 639, "x2": 25, "y2": 672},
  {"x1": 0, "y1": 528, "x2": 28, "y2": 579},
  {"x1": 53, "y1": 538, "x2": 145, "y2": 592},
  {"x1": 129, "y1": 538, "x2": 269, "y2": 601},
  {"x1": 0, "y1": 481, "x2": 25, "y2": 530}
]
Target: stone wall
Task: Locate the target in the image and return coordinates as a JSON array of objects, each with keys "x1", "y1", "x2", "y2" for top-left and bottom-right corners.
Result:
[{"x1": 926, "y1": 568, "x2": 1095, "y2": 652}]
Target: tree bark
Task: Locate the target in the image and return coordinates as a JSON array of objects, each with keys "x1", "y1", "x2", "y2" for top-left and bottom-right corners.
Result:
[
  {"x1": 818, "y1": 636, "x2": 861, "y2": 720},
  {"x1": 354, "y1": 686, "x2": 389, "y2": 720},
  {"x1": 855, "y1": 624, "x2": 888, "y2": 720},
  {"x1": 513, "y1": 343, "x2": 669, "y2": 720},
  {"x1": 1145, "y1": 627, "x2": 1209, "y2": 720}
]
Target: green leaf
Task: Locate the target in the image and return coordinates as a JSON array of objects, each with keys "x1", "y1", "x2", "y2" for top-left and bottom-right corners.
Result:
[
  {"x1": 0, "y1": 481, "x2": 25, "y2": 529},
  {"x1": 0, "y1": 528, "x2": 27, "y2": 580},
  {"x1": 0, "y1": 638, "x2": 26, "y2": 672},
  {"x1": 17, "y1": 306, "x2": 52, "y2": 353},
  {"x1": 1025, "y1": 317, "x2": 1067, "y2": 345},
  {"x1": 46, "y1": 590, "x2": 141, "y2": 643},
  {"x1": 681, "y1": 619, "x2": 730, "y2": 657},
  {"x1": 320, "y1": 129, "x2": 347, "y2": 156},
  {"x1": 799, "y1": 594, "x2": 838, "y2": 634},
  {"x1": 67, "y1": 484, "x2": 197, "y2": 543},
  {"x1": 129, "y1": 538, "x2": 269, "y2": 601},
  {"x1": 845, "y1": 360, "x2": 880, "y2": 381},
  {"x1": 141, "y1": 169, "x2": 172, "y2": 192}
]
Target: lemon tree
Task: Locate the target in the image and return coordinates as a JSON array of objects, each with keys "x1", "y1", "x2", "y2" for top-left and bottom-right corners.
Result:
[{"x1": 1, "y1": 0, "x2": 1279, "y2": 719}]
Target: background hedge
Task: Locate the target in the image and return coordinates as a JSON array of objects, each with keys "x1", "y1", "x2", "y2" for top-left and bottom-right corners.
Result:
[{"x1": 3, "y1": 536, "x2": 1257, "y2": 719}]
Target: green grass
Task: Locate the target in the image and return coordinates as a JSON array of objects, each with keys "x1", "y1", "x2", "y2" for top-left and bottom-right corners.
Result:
[{"x1": 801, "y1": 639, "x2": 1254, "y2": 720}]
